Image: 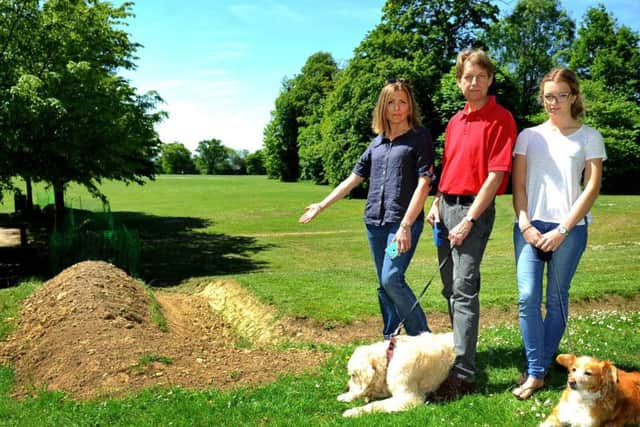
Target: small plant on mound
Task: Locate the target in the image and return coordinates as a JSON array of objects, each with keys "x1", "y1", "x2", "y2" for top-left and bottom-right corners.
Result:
[{"x1": 130, "y1": 354, "x2": 173, "y2": 375}]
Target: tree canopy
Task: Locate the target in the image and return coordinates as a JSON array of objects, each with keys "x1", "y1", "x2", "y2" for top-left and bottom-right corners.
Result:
[
  {"x1": 486, "y1": 0, "x2": 574, "y2": 122},
  {"x1": 263, "y1": 0, "x2": 640, "y2": 194},
  {"x1": 263, "y1": 52, "x2": 338, "y2": 182},
  {"x1": 319, "y1": 0, "x2": 499, "y2": 188},
  {"x1": 0, "y1": 0, "x2": 165, "y2": 216}
]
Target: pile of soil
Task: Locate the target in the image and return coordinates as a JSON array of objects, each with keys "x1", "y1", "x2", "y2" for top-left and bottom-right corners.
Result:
[{"x1": 0, "y1": 261, "x2": 328, "y2": 400}]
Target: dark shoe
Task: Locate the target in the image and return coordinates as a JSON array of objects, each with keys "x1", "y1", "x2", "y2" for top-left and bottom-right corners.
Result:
[{"x1": 427, "y1": 376, "x2": 476, "y2": 402}]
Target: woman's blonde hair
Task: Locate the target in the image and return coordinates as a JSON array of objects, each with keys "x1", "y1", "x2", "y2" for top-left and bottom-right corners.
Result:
[
  {"x1": 539, "y1": 68, "x2": 585, "y2": 119},
  {"x1": 372, "y1": 80, "x2": 422, "y2": 136}
]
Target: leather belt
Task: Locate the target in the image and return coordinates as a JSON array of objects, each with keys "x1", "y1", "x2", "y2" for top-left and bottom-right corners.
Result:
[{"x1": 442, "y1": 194, "x2": 475, "y2": 205}]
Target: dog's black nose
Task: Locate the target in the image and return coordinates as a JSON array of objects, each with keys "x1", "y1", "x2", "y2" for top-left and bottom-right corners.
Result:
[{"x1": 569, "y1": 380, "x2": 578, "y2": 390}]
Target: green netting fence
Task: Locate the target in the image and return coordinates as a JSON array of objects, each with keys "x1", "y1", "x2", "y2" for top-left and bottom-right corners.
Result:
[{"x1": 47, "y1": 194, "x2": 140, "y2": 276}]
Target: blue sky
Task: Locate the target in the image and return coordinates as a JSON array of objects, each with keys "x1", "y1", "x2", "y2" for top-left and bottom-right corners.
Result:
[{"x1": 122, "y1": 1, "x2": 639, "y2": 153}]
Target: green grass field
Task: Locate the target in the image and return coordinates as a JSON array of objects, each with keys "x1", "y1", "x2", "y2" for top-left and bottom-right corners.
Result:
[{"x1": 1, "y1": 175, "x2": 639, "y2": 426}]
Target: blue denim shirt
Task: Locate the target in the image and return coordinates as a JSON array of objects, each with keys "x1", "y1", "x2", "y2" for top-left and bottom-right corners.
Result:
[{"x1": 353, "y1": 126, "x2": 434, "y2": 226}]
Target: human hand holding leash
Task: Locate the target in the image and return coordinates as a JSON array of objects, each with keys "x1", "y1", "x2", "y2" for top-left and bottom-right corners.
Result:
[
  {"x1": 448, "y1": 218, "x2": 473, "y2": 246},
  {"x1": 426, "y1": 199, "x2": 440, "y2": 226}
]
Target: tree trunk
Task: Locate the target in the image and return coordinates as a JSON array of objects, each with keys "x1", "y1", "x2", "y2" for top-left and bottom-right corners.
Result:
[
  {"x1": 53, "y1": 182, "x2": 65, "y2": 229},
  {"x1": 25, "y1": 177, "x2": 33, "y2": 213}
]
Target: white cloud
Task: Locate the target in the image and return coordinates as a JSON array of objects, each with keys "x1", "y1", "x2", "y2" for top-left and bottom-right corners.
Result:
[{"x1": 151, "y1": 78, "x2": 269, "y2": 153}]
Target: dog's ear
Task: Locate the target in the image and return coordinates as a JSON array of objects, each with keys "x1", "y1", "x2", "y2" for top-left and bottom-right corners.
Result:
[
  {"x1": 556, "y1": 353, "x2": 575, "y2": 368},
  {"x1": 603, "y1": 360, "x2": 619, "y2": 384},
  {"x1": 370, "y1": 357, "x2": 384, "y2": 375}
]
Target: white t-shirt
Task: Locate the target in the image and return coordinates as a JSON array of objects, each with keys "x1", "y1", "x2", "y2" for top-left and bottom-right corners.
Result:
[{"x1": 513, "y1": 121, "x2": 607, "y2": 225}]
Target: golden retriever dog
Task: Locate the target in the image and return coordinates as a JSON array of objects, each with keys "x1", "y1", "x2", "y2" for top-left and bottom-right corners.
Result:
[
  {"x1": 540, "y1": 354, "x2": 640, "y2": 427},
  {"x1": 337, "y1": 332, "x2": 454, "y2": 417}
]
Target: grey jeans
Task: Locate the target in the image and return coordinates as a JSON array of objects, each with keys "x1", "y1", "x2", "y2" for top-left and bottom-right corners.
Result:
[{"x1": 437, "y1": 198, "x2": 495, "y2": 383}]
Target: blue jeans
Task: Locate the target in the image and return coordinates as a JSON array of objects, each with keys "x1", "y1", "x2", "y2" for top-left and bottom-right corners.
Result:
[
  {"x1": 366, "y1": 220, "x2": 429, "y2": 339},
  {"x1": 513, "y1": 221, "x2": 587, "y2": 380}
]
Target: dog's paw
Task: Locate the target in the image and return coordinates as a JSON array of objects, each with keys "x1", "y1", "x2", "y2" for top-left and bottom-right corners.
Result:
[
  {"x1": 342, "y1": 407, "x2": 361, "y2": 418},
  {"x1": 538, "y1": 420, "x2": 557, "y2": 427},
  {"x1": 337, "y1": 392, "x2": 354, "y2": 403}
]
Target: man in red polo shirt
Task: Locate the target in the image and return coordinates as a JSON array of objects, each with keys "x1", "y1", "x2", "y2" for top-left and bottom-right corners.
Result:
[{"x1": 426, "y1": 48, "x2": 517, "y2": 401}]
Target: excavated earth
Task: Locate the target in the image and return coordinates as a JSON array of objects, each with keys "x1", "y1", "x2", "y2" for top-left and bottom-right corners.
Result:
[
  {"x1": 0, "y1": 261, "x2": 331, "y2": 400},
  {"x1": 1, "y1": 260, "x2": 638, "y2": 400}
]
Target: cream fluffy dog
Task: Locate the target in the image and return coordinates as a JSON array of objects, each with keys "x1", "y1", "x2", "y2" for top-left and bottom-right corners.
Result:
[
  {"x1": 540, "y1": 354, "x2": 640, "y2": 427},
  {"x1": 337, "y1": 332, "x2": 455, "y2": 417}
]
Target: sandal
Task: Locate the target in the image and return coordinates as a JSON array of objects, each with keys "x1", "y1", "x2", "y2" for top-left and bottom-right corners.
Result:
[
  {"x1": 516, "y1": 370, "x2": 548, "y2": 386},
  {"x1": 512, "y1": 377, "x2": 545, "y2": 400}
]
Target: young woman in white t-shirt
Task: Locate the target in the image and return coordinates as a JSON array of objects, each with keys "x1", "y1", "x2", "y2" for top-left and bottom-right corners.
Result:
[{"x1": 511, "y1": 68, "x2": 607, "y2": 400}]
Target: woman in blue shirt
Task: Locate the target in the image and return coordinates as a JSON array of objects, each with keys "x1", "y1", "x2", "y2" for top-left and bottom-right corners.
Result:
[{"x1": 299, "y1": 80, "x2": 435, "y2": 339}]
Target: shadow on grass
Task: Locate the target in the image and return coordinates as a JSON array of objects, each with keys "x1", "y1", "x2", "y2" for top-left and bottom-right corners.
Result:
[
  {"x1": 475, "y1": 345, "x2": 573, "y2": 395},
  {"x1": 111, "y1": 212, "x2": 271, "y2": 286}
]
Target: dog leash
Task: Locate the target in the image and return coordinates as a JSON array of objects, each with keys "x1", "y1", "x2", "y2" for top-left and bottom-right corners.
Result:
[
  {"x1": 386, "y1": 245, "x2": 452, "y2": 366},
  {"x1": 389, "y1": 244, "x2": 453, "y2": 339}
]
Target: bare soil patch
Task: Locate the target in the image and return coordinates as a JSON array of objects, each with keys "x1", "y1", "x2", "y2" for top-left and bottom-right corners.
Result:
[
  {"x1": 0, "y1": 261, "x2": 327, "y2": 400},
  {"x1": 1, "y1": 260, "x2": 638, "y2": 401}
]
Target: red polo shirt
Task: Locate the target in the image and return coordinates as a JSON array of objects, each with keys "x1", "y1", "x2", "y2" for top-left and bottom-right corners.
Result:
[{"x1": 438, "y1": 96, "x2": 516, "y2": 195}]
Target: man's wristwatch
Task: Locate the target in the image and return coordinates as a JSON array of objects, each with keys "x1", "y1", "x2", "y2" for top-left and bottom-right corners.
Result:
[
  {"x1": 464, "y1": 215, "x2": 476, "y2": 224},
  {"x1": 557, "y1": 225, "x2": 568, "y2": 236}
]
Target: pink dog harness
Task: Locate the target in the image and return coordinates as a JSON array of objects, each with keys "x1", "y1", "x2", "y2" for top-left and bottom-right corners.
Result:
[{"x1": 386, "y1": 336, "x2": 396, "y2": 366}]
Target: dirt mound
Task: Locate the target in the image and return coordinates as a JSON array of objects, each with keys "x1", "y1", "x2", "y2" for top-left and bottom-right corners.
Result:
[{"x1": 0, "y1": 261, "x2": 327, "y2": 400}]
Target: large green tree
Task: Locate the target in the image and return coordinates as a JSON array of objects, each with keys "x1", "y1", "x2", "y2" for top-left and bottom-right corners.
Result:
[
  {"x1": 0, "y1": 0, "x2": 164, "y2": 219},
  {"x1": 263, "y1": 52, "x2": 337, "y2": 182},
  {"x1": 245, "y1": 149, "x2": 266, "y2": 175},
  {"x1": 293, "y1": 52, "x2": 338, "y2": 183},
  {"x1": 570, "y1": 5, "x2": 640, "y2": 102},
  {"x1": 194, "y1": 138, "x2": 226, "y2": 175},
  {"x1": 321, "y1": 0, "x2": 498, "y2": 188},
  {"x1": 568, "y1": 6, "x2": 640, "y2": 193},
  {"x1": 581, "y1": 80, "x2": 640, "y2": 194},
  {"x1": 0, "y1": 0, "x2": 40, "y2": 203},
  {"x1": 486, "y1": 0, "x2": 574, "y2": 124},
  {"x1": 263, "y1": 78, "x2": 299, "y2": 181},
  {"x1": 159, "y1": 143, "x2": 196, "y2": 174}
]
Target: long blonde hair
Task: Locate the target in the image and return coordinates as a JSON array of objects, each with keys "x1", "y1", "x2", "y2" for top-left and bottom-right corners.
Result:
[{"x1": 371, "y1": 80, "x2": 422, "y2": 136}]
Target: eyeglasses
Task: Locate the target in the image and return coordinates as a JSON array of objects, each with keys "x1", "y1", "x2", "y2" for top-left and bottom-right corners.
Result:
[
  {"x1": 461, "y1": 74, "x2": 489, "y2": 83},
  {"x1": 543, "y1": 92, "x2": 572, "y2": 104}
]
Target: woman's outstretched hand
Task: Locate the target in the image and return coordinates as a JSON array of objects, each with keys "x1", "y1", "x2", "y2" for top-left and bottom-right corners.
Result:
[{"x1": 299, "y1": 203, "x2": 322, "y2": 224}]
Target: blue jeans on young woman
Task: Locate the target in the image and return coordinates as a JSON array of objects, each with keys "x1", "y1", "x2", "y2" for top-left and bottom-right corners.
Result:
[
  {"x1": 513, "y1": 220, "x2": 587, "y2": 380},
  {"x1": 366, "y1": 220, "x2": 429, "y2": 339}
]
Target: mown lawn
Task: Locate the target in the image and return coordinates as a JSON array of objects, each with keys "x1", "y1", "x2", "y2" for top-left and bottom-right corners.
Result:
[{"x1": 1, "y1": 175, "x2": 639, "y2": 426}]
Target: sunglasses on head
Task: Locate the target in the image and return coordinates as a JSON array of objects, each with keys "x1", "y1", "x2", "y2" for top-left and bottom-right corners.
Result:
[{"x1": 386, "y1": 78, "x2": 410, "y2": 85}]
